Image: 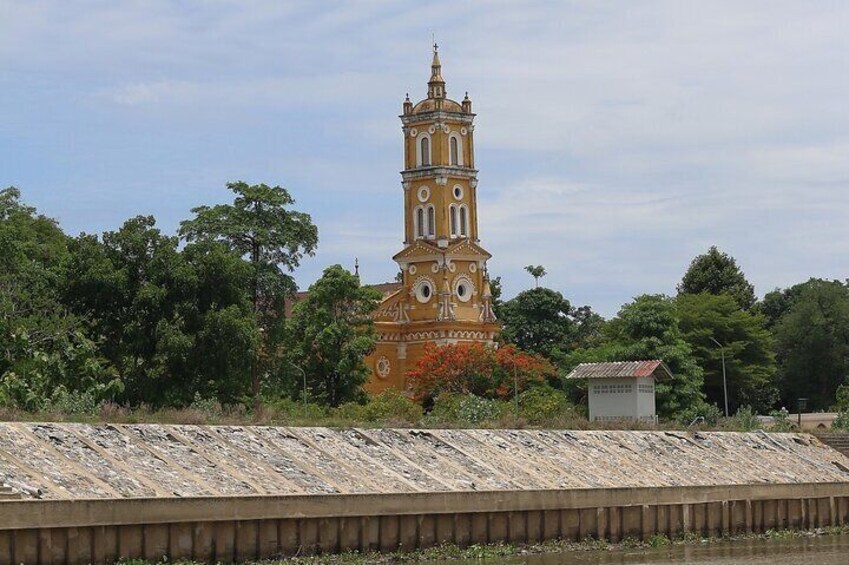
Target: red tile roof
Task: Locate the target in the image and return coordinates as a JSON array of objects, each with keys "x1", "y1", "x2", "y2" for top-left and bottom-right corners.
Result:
[{"x1": 564, "y1": 360, "x2": 673, "y2": 381}]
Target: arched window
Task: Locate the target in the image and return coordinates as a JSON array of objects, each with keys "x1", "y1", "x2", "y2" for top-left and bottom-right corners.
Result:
[
  {"x1": 427, "y1": 205, "x2": 436, "y2": 238},
  {"x1": 450, "y1": 137, "x2": 459, "y2": 166},
  {"x1": 421, "y1": 137, "x2": 430, "y2": 166},
  {"x1": 449, "y1": 205, "x2": 458, "y2": 237},
  {"x1": 459, "y1": 205, "x2": 468, "y2": 237},
  {"x1": 415, "y1": 206, "x2": 425, "y2": 238}
]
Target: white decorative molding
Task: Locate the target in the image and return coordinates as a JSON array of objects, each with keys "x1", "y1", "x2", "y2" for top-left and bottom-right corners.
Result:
[
  {"x1": 469, "y1": 263, "x2": 477, "y2": 273},
  {"x1": 417, "y1": 186, "x2": 430, "y2": 202},
  {"x1": 469, "y1": 178, "x2": 478, "y2": 189},
  {"x1": 442, "y1": 124, "x2": 450, "y2": 134},
  {"x1": 428, "y1": 125, "x2": 436, "y2": 134},
  {"x1": 409, "y1": 128, "x2": 418, "y2": 137},
  {"x1": 460, "y1": 127, "x2": 467, "y2": 136},
  {"x1": 408, "y1": 264, "x2": 417, "y2": 275},
  {"x1": 402, "y1": 181, "x2": 412, "y2": 190}
]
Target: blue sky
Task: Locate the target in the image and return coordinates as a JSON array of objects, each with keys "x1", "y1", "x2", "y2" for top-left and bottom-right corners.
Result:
[{"x1": 2, "y1": 1, "x2": 848, "y2": 317}]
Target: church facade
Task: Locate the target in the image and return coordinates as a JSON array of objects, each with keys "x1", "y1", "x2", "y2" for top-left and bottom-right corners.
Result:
[{"x1": 364, "y1": 47, "x2": 500, "y2": 393}]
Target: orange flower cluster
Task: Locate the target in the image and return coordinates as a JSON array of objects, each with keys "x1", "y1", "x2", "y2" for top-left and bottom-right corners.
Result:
[{"x1": 406, "y1": 342, "x2": 556, "y2": 402}]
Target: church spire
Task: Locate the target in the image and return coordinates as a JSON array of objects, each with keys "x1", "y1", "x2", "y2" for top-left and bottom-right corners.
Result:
[{"x1": 427, "y1": 42, "x2": 445, "y2": 99}]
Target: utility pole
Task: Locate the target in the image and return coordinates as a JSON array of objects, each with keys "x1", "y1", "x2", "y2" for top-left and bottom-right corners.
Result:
[{"x1": 710, "y1": 337, "x2": 729, "y2": 417}]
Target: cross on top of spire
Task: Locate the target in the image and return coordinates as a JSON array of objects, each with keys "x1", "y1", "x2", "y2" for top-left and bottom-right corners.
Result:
[{"x1": 428, "y1": 41, "x2": 445, "y2": 99}]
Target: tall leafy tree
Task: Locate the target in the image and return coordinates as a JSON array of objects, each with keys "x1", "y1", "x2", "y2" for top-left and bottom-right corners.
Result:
[
  {"x1": 772, "y1": 279, "x2": 849, "y2": 410},
  {"x1": 0, "y1": 187, "x2": 115, "y2": 409},
  {"x1": 179, "y1": 181, "x2": 318, "y2": 407},
  {"x1": 678, "y1": 246, "x2": 757, "y2": 310},
  {"x1": 524, "y1": 265, "x2": 547, "y2": 288},
  {"x1": 64, "y1": 217, "x2": 258, "y2": 406},
  {"x1": 676, "y1": 293, "x2": 777, "y2": 413},
  {"x1": 500, "y1": 288, "x2": 574, "y2": 358},
  {"x1": 285, "y1": 265, "x2": 381, "y2": 407}
]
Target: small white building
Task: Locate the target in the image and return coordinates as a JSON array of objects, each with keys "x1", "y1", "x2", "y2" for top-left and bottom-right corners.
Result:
[{"x1": 565, "y1": 360, "x2": 673, "y2": 422}]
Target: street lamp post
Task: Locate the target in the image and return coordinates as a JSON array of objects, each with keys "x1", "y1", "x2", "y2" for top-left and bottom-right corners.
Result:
[
  {"x1": 710, "y1": 337, "x2": 729, "y2": 418},
  {"x1": 288, "y1": 362, "x2": 308, "y2": 418}
]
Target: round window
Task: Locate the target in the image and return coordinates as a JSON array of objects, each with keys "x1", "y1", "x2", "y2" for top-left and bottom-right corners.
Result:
[
  {"x1": 376, "y1": 357, "x2": 391, "y2": 379},
  {"x1": 453, "y1": 185, "x2": 464, "y2": 200},
  {"x1": 414, "y1": 279, "x2": 434, "y2": 303},
  {"x1": 417, "y1": 186, "x2": 430, "y2": 203},
  {"x1": 454, "y1": 277, "x2": 473, "y2": 303}
]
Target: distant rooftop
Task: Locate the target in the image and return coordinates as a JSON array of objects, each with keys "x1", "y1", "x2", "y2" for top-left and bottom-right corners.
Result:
[{"x1": 565, "y1": 360, "x2": 673, "y2": 381}]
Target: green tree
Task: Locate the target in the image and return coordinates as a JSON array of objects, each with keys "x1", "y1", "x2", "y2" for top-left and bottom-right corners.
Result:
[
  {"x1": 179, "y1": 181, "x2": 319, "y2": 407},
  {"x1": 500, "y1": 287, "x2": 574, "y2": 358},
  {"x1": 524, "y1": 265, "x2": 547, "y2": 288},
  {"x1": 0, "y1": 187, "x2": 116, "y2": 410},
  {"x1": 676, "y1": 293, "x2": 777, "y2": 413},
  {"x1": 285, "y1": 265, "x2": 381, "y2": 407},
  {"x1": 64, "y1": 217, "x2": 258, "y2": 406},
  {"x1": 772, "y1": 279, "x2": 849, "y2": 410},
  {"x1": 678, "y1": 246, "x2": 757, "y2": 310}
]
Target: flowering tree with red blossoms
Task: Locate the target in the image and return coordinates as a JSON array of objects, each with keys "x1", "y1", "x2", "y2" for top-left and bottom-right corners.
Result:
[{"x1": 406, "y1": 342, "x2": 556, "y2": 402}]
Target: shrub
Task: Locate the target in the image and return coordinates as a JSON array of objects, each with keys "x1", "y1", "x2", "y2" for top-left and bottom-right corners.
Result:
[
  {"x1": 358, "y1": 390, "x2": 423, "y2": 424},
  {"x1": 768, "y1": 407, "x2": 795, "y2": 432},
  {"x1": 722, "y1": 405, "x2": 763, "y2": 431},
  {"x1": 45, "y1": 386, "x2": 100, "y2": 415},
  {"x1": 675, "y1": 403, "x2": 723, "y2": 427},
  {"x1": 518, "y1": 386, "x2": 578, "y2": 425},
  {"x1": 425, "y1": 393, "x2": 506, "y2": 425}
]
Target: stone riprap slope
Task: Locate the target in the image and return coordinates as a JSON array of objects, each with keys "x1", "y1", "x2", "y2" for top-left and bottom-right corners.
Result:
[{"x1": 0, "y1": 424, "x2": 848, "y2": 500}]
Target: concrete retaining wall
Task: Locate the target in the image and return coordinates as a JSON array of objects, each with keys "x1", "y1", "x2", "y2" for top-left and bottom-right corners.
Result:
[{"x1": 2, "y1": 483, "x2": 849, "y2": 564}]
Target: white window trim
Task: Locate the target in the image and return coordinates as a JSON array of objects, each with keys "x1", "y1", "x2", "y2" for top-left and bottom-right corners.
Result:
[
  {"x1": 459, "y1": 204, "x2": 469, "y2": 237},
  {"x1": 449, "y1": 204, "x2": 458, "y2": 238},
  {"x1": 416, "y1": 132, "x2": 432, "y2": 167},
  {"x1": 426, "y1": 205, "x2": 436, "y2": 239},
  {"x1": 449, "y1": 133, "x2": 463, "y2": 166}
]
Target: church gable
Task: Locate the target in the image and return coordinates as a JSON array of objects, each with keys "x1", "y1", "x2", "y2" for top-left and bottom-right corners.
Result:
[
  {"x1": 392, "y1": 239, "x2": 441, "y2": 262},
  {"x1": 445, "y1": 239, "x2": 492, "y2": 260}
]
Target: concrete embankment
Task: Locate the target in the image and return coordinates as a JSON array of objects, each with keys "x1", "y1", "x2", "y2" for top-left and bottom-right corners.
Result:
[{"x1": 1, "y1": 424, "x2": 848, "y2": 563}]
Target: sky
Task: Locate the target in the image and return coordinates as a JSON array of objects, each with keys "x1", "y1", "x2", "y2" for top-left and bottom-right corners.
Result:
[{"x1": 2, "y1": 1, "x2": 848, "y2": 317}]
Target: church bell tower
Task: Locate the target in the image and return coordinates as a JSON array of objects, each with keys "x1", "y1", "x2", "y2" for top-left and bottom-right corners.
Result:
[{"x1": 364, "y1": 45, "x2": 500, "y2": 393}]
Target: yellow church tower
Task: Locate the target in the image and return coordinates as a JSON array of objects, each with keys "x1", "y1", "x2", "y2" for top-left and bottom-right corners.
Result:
[{"x1": 365, "y1": 45, "x2": 500, "y2": 393}]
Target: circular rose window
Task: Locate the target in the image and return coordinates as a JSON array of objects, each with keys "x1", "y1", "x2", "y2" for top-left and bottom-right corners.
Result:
[{"x1": 376, "y1": 357, "x2": 391, "y2": 379}]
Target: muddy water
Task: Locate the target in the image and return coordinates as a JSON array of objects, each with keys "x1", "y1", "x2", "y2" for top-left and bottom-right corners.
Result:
[{"x1": 425, "y1": 534, "x2": 849, "y2": 564}]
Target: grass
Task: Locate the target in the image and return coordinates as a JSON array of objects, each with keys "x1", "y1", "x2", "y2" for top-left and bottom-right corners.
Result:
[{"x1": 113, "y1": 526, "x2": 849, "y2": 565}]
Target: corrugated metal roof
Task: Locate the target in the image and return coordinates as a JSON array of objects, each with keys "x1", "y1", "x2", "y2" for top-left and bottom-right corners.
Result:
[{"x1": 564, "y1": 360, "x2": 673, "y2": 380}]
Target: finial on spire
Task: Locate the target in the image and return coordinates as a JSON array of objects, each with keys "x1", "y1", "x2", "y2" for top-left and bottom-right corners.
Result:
[
  {"x1": 428, "y1": 40, "x2": 445, "y2": 100},
  {"x1": 354, "y1": 258, "x2": 360, "y2": 278}
]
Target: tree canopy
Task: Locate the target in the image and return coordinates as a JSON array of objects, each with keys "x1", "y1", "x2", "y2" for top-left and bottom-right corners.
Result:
[
  {"x1": 772, "y1": 279, "x2": 849, "y2": 410},
  {"x1": 678, "y1": 246, "x2": 757, "y2": 310},
  {"x1": 179, "y1": 181, "x2": 319, "y2": 315},
  {"x1": 676, "y1": 292, "x2": 777, "y2": 413},
  {"x1": 285, "y1": 265, "x2": 382, "y2": 407}
]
